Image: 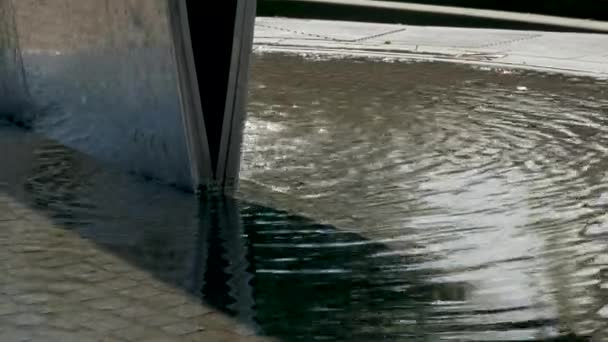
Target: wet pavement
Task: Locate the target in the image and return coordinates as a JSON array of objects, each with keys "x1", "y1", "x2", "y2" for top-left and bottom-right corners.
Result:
[
  {"x1": 0, "y1": 206, "x2": 266, "y2": 342},
  {"x1": 2, "y1": 54, "x2": 608, "y2": 341},
  {"x1": 0, "y1": 127, "x2": 274, "y2": 341}
]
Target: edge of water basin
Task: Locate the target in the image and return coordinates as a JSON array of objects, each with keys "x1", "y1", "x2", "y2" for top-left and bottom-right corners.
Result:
[{"x1": 253, "y1": 44, "x2": 608, "y2": 80}]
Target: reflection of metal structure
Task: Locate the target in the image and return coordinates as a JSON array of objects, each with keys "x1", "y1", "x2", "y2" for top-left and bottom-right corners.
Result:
[{"x1": 0, "y1": 0, "x2": 256, "y2": 193}]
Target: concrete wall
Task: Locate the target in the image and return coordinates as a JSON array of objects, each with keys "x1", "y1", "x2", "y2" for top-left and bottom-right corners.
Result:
[{"x1": 1, "y1": 0, "x2": 192, "y2": 189}]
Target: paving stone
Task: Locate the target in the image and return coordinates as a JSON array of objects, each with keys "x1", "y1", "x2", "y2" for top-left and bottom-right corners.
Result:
[
  {"x1": 96, "y1": 337, "x2": 125, "y2": 342},
  {"x1": 118, "y1": 285, "x2": 161, "y2": 299},
  {"x1": 79, "y1": 270, "x2": 117, "y2": 283},
  {"x1": 0, "y1": 302, "x2": 19, "y2": 316},
  {"x1": 125, "y1": 270, "x2": 154, "y2": 281},
  {"x1": 100, "y1": 278, "x2": 138, "y2": 291},
  {"x1": 144, "y1": 338, "x2": 183, "y2": 342},
  {"x1": 111, "y1": 325, "x2": 152, "y2": 341},
  {"x1": 169, "y1": 304, "x2": 213, "y2": 319},
  {"x1": 1, "y1": 282, "x2": 41, "y2": 296},
  {"x1": 139, "y1": 313, "x2": 183, "y2": 328},
  {"x1": 37, "y1": 257, "x2": 78, "y2": 269},
  {"x1": 161, "y1": 320, "x2": 206, "y2": 336},
  {"x1": 0, "y1": 329, "x2": 33, "y2": 341},
  {"x1": 12, "y1": 245, "x2": 45, "y2": 254},
  {"x1": 145, "y1": 292, "x2": 189, "y2": 308},
  {"x1": 14, "y1": 292, "x2": 54, "y2": 305},
  {"x1": 46, "y1": 281, "x2": 85, "y2": 293},
  {"x1": 9, "y1": 313, "x2": 47, "y2": 326},
  {"x1": 112, "y1": 325, "x2": 174, "y2": 341},
  {"x1": 31, "y1": 303, "x2": 57, "y2": 315},
  {"x1": 116, "y1": 304, "x2": 157, "y2": 319},
  {"x1": 10, "y1": 268, "x2": 60, "y2": 280},
  {"x1": 64, "y1": 287, "x2": 110, "y2": 302},
  {"x1": 78, "y1": 313, "x2": 131, "y2": 333},
  {"x1": 32, "y1": 330, "x2": 102, "y2": 342},
  {"x1": 102, "y1": 262, "x2": 135, "y2": 274},
  {"x1": 48, "y1": 315, "x2": 87, "y2": 331},
  {"x1": 86, "y1": 297, "x2": 131, "y2": 311}
]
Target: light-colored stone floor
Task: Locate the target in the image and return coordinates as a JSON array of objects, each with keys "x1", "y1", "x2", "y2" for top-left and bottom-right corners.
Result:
[
  {"x1": 254, "y1": 17, "x2": 608, "y2": 78},
  {"x1": 0, "y1": 193, "x2": 275, "y2": 342}
]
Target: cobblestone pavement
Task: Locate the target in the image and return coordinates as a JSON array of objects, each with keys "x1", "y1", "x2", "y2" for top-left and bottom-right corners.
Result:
[{"x1": 0, "y1": 193, "x2": 275, "y2": 342}]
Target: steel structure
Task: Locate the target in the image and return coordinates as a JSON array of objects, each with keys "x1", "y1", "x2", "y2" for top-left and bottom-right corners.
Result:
[{"x1": 0, "y1": 0, "x2": 256, "y2": 193}]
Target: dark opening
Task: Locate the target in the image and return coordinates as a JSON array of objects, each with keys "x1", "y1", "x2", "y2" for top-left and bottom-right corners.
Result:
[{"x1": 185, "y1": 0, "x2": 239, "y2": 174}]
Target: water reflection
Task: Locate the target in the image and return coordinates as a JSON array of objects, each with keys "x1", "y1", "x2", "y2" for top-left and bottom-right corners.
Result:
[
  {"x1": 2, "y1": 53, "x2": 608, "y2": 341},
  {"x1": 0, "y1": 117, "x2": 595, "y2": 341},
  {"x1": 241, "y1": 55, "x2": 608, "y2": 340},
  {"x1": 0, "y1": 123, "x2": 467, "y2": 340}
]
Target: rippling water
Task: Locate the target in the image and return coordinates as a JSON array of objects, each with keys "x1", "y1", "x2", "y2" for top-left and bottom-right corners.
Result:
[
  {"x1": 242, "y1": 55, "x2": 608, "y2": 341},
  {"x1": 2, "y1": 55, "x2": 608, "y2": 341}
]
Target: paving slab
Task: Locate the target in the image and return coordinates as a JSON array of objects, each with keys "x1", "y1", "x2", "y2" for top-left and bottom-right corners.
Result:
[
  {"x1": 0, "y1": 194, "x2": 276, "y2": 342},
  {"x1": 254, "y1": 17, "x2": 608, "y2": 78}
]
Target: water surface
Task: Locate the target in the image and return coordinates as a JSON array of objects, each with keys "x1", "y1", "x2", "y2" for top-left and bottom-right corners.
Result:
[
  {"x1": 2, "y1": 55, "x2": 608, "y2": 341},
  {"x1": 241, "y1": 55, "x2": 608, "y2": 341}
]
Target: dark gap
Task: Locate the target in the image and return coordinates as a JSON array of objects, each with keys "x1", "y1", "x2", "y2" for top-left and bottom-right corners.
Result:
[{"x1": 185, "y1": 0, "x2": 238, "y2": 173}]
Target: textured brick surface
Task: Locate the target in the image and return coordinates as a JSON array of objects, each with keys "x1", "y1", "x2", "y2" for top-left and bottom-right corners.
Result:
[{"x1": 0, "y1": 194, "x2": 276, "y2": 341}]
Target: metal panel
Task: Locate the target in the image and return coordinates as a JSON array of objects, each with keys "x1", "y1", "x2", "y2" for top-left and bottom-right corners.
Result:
[
  {"x1": 0, "y1": 0, "x2": 256, "y2": 192},
  {"x1": 167, "y1": 0, "x2": 214, "y2": 190},
  {"x1": 171, "y1": 0, "x2": 257, "y2": 193},
  {"x1": 8, "y1": 0, "x2": 193, "y2": 189},
  {"x1": 217, "y1": 0, "x2": 258, "y2": 191}
]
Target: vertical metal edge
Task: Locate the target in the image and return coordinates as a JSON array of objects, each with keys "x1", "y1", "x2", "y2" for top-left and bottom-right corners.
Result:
[
  {"x1": 215, "y1": 0, "x2": 247, "y2": 186},
  {"x1": 216, "y1": 0, "x2": 257, "y2": 194},
  {"x1": 1, "y1": 0, "x2": 29, "y2": 116},
  {"x1": 167, "y1": 0, "x2": 214, "y2": 192},
  {"x1": 226, "y1": 0, "x2": 257, "y2": 192}
]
